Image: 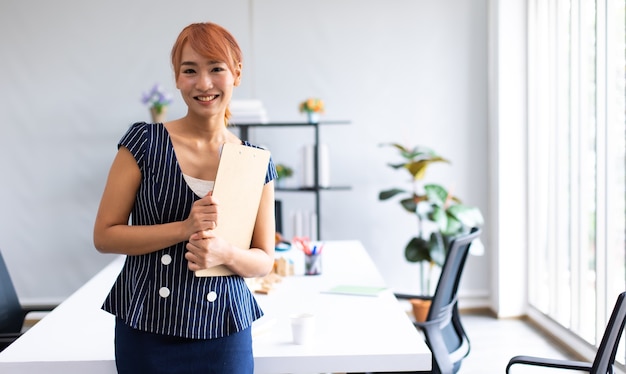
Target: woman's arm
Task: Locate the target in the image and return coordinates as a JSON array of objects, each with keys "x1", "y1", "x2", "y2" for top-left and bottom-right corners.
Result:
[{"x1": 93, "y1": 147, "x2": 214, "y2": 255}]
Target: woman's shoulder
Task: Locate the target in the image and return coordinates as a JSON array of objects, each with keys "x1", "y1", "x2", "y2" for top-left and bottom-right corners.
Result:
[
  {"x1": 119, "y1": 122, "x2": 167, "y2": 150},
  {"x1": 129, "y1": 121, "x2": 167, "y2": 131},
  {"x1": 123, "y1": 121, "x2": 166, "y2": 136},
  {"x1": 241, "y1": 140, "x2": 267, "y2": 150}
]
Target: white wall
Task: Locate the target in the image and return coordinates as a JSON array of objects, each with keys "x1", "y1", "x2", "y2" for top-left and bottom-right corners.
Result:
[{"x1": 0, "y1": 0, "x2": 491, "y2": 307}]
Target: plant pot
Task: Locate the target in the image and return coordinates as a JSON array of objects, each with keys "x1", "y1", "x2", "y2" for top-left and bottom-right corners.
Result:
[
  {"x1": 150, "y1": 106, "x2": 167, "y2": 123},
  {"x1": 410, "y1": 298, "x2": 432, "y2": 322},
  {"x1": 306, "y1": 112, "x2": 319, "y2": 123}
]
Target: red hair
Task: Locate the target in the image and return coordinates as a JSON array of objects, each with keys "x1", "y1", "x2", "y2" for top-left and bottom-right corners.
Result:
[{"x1": 171, "y1": 23, "x2": 242, "y2": 124}]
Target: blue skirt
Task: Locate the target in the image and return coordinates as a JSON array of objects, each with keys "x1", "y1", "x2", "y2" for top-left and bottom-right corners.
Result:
[{"x1": 114, "y1": 318, "x2": 253, "y2": 374}]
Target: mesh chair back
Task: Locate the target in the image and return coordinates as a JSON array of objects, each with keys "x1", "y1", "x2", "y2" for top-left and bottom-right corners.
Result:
[
  {"x1": 421, "y1": 227, "x2": 481, "y2": 374},
  {"x1": 429, "y1": 227, "x2": 481, "y2": 319},
  {"x1": 591, "y1": 291, "x2": 626, "y2": 373},
  {"x1": 0, "y1": 250, "x2": 25, "y2": 333}
]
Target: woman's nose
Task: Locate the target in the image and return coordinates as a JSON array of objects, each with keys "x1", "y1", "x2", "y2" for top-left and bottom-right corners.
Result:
[{"x1": 196, "y1": 73, "x2": 213, "y2": 90}]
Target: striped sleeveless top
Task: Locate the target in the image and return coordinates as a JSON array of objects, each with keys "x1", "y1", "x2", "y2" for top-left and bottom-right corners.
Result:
[{"x1": 101, "y1": 122, "x2": 277, "y2": 339}]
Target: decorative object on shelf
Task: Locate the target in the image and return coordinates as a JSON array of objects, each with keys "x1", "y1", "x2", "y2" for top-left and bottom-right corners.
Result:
[
  {"x1": 275, "y1": 163, "x2": 294, "y2": 187},
  {"x1": 378, "y1": 143, "x2": 484, "y2": 295},
  {"x1": 142, "y1": 83, "x2": 173, "y2": 123},
  {"x1": 301, "y1": 144, "x2": 330, "y2": 188},
  {"x1": 229, "y1": 99, "x2": 269, "y2": 124},
  {"x1": 292, "y1": 210, "x2": 318, "y2": 241},
  {"x1": 299, "y1": 98, "x2": 324, "y2": 123}
]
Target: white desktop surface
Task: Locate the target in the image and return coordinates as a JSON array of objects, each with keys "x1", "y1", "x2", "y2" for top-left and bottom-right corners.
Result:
[{"x1": 0, "y1": 240, "x2": 430, "y2": 373}]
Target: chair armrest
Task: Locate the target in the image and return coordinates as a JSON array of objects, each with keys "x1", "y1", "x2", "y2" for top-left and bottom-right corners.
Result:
[
  {"x1": 0, "y1": 332, "x2": 22, "y2": 344},
  {"x1": 394, "y1": 293, "x2": 433, "y2": 301},
  {"x1": 21, "y1": 304, "x2": 57, "y2": 313},
  {"x1": 506, "y1": 355, "x2": 592, "y2": 373}
]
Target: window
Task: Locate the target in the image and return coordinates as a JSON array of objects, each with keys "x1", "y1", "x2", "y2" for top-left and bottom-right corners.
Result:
[{"x1": 527, "y1": 0, "x2": 625, "y2": 364}]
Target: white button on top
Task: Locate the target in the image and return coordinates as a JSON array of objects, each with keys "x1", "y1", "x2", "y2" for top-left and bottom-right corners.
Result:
[
  {"x1": 206, "y1": 291, "x2": 217, "y2": 302},
  {"x1": 161, "y1": 254, "x2": 172, "y2": 265},
  {"x1": 159, "y1": 287, "x2": 170, "y2": 298}
]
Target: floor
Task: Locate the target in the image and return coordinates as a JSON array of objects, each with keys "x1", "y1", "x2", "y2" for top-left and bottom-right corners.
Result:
[
  {"x1": 458, "y1": 311, "x2": 578, "y2": 374},
  {"x1": 347, "y1": 309, "x2": 580, "y2": 374}
]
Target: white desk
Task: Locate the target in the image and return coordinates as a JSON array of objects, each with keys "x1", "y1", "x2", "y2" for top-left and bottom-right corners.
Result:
[{"x1": 0, "y1": 240, "x2": 431, "y2": 373}]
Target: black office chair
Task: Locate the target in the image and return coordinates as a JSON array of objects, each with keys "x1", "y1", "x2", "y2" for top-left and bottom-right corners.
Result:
[
  {"x1": 506, "y1": 291, "x2": 626, "y2": 374},
  {"x1": 0, "y1": 249, "x2": 56, "y2": 352},
  {"x1": 395, "y1": 227, "x2": 482, "y2": 374}
]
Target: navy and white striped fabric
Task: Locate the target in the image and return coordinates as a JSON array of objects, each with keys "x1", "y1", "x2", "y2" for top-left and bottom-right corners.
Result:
[{"x1": 102, "y1": 122, "x2": 277, "y2": 340}]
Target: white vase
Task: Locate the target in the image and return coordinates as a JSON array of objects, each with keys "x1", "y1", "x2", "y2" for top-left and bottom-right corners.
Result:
[
  {"x1": 306, "y1": 112, "x2": 319, "y2": 123},
  {"x1": 150, "y1": 107, "x2": 167, "y2": 123}
]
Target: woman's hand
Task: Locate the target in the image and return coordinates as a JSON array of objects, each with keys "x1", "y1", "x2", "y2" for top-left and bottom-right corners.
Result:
[
  {"x1": 183, "y1": 193, "x2": 219, "y2": 239},
  {"x1": 185, "y1": 181, "x2": 276, "y2": 277},
  {"x1": 185, "y1": 230, "x2": 231, "y2": 272},
  {"x1": 184, "y1": 191, "x2": 231, "y2": 271}
]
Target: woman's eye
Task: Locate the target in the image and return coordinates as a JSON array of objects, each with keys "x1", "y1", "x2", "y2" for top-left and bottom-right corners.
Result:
[
  {"x1": 212, "y1": 66, "x2": 225, "y2": 73},
  {"x1": 182, "y1": 68, "x2": 196, "y2": 74}
]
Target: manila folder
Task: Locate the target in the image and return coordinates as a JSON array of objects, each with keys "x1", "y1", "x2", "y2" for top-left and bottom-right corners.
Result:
[{"x1": 195, "y1": 142, "x2": 271, "y2": 277}]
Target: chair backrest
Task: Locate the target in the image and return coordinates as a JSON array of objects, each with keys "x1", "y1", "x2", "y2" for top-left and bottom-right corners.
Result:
[
  {"x1": 0, "y1": 250, "x2": 26, "y2": 333},
  {"x1": 591, "y1": 291, "x2": 626, "y2": 373},
  {"x1": 429, "y1": 227, "x2": 481, "y2": 319},
  {"x1": 421, "y1": 227, "x2": 481, "y2": 374}
]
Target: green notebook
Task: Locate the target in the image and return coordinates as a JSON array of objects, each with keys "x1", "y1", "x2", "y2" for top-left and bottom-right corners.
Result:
[{"x1": 324, "y1": 285, "x2": 387, "y2": 297}]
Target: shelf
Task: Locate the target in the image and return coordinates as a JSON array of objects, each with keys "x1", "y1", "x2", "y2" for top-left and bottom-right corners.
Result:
[
  {"x1": 276, "y1": 186, "x2": 352, "y2": 192},
  {"x1": 233, "y1": 120, "x2": 350, "y2": 141},
  {"x1": 236, "y1": 119, "x2": 351, "y2": 240},
  {"x1": 233, "y1": 120, "x2": 351, "y2": 127}
]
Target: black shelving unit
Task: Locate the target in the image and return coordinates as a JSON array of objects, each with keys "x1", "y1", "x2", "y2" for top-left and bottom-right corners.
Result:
[{"x1": 234, "y1": 120, "x2": 351, "y2": 239}]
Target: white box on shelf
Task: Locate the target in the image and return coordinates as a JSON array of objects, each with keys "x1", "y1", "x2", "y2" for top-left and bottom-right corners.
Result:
[{"x1": 300, "y1": 144, "x2": 330, "y2": 188}]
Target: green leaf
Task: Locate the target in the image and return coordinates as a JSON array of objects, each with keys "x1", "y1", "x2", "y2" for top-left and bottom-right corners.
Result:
[
  {"x1": 428, "y1": 233, "x2": 446, "y2": 266},
  {"x1": 424, "y1": 184, "x2": 448, "y2": 206},
  {"x1": 387, "y1": 162, "x2": 407, "y2": 170},
  {"x1": 379, "y1": 188, "x2": 406, "y2": 200},
  {"x1": 403, "y1": 145, "x2": 439, "y2": 160},
  {"x1": 387, "y1": 143, "x2": 410, "y2": 154},
  {"x1": 406, "y1": 158, "x2": 449, "y2": 180},
  {"x1": 400, "y1": 197, "x2": 417, "y2": 213},
  {"x1": 429, "y1": 205, "x2": 448, "y2": 231},
  {"x1": 442, "y1": 214, "x2": 463, "y2": 236},
  {"x1": 447, "y1": 205, "x2": 484, "y2": 227},
  {"x1": 405, "y1": 237, "x2": 431, "y2": 262},
  {"x1": 381, "y1": 143, "x2": 414, "y2": 161},
  {"x1": 405, "y1": 160, "x2": 430, "y2": 180}
]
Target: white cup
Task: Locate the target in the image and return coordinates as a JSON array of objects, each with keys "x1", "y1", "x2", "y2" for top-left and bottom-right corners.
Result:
[{"x1": 290, "y1": 313, "x2": 315, "y2": 345}]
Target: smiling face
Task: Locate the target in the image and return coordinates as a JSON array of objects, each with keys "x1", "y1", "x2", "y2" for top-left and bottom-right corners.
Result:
[
  {"x1": 176, "y1": 43, "x2": 241, "y2": 121},
  {"x1": 170, "y1": 23, "x2": 243, "y2": 124}
]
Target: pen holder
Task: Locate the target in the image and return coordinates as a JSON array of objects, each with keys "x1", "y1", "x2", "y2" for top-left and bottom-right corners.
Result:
[{"x1": 304, "y1": 253, "x2": 322, "y2": 276}]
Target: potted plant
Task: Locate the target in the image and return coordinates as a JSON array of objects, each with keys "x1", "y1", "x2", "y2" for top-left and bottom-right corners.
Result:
[
  {"x1": 142, "y1": 83, "x2": 173, "y2": 123},
  {"x1": 378, "y1": 143, "x2": 483, "y2": 318},
  {"x1": 275, "y1": 163, "x2": 294, "y2": 188},
  {"x1": 299, "y1": 98, "x2": 324, "y2": 123}
]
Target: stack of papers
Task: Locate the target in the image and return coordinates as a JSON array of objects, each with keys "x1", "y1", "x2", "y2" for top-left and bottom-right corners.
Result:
[{"x1": 229, "y1": 100, "x2": 269, "y2": 124}]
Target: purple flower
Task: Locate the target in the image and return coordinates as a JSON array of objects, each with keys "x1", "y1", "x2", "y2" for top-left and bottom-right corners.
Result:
[{"x1": 141, "y1": 83, "x2": 173, "y2": 114}]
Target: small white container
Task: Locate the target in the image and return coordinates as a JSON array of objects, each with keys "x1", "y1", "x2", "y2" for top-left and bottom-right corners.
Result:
[{"x1": 290, "y1": 313, "x2": 315, "y2": 345}]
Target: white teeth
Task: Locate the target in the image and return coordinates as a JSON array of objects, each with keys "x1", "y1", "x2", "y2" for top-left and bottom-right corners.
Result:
[{"x1": 197, "y1": 95, "x2": 216, "y2": 102}]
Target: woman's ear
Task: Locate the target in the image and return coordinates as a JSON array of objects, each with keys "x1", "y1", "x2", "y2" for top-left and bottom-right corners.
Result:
[{"x1": 234, "y1": 63, "x2": 242, "y2": 86}]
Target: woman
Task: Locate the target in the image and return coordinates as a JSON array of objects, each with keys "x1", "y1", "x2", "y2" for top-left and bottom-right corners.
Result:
[{"x1": 93, "y1": 22, "x2": 277, "y2": 373}]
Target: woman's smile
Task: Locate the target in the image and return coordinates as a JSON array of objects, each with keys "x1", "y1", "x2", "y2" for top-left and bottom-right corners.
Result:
[{"x1": 196, "y1": 95, "x2": 218, "y2": 102}]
